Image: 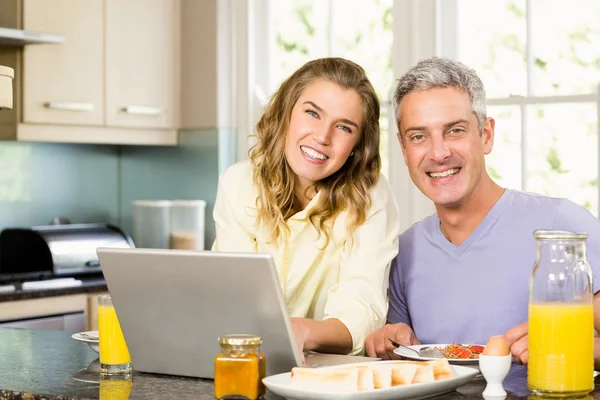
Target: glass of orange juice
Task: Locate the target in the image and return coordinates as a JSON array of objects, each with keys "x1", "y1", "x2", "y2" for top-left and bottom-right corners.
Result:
[
  {"x1": 98, "y1": 294, "x2": 132, "y2": 376},
  {"x1": 99, "y1": 376, "x2": 133, "y2": 400}
]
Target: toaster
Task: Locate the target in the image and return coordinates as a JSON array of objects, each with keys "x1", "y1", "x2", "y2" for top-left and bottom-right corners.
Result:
[{"x1": 0, "y1": 223, "x2": 134, "y2": 281}]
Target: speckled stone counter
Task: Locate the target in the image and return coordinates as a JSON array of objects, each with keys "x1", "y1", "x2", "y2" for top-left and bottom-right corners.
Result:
[
  {"x1": 0, "y1": 276, "x2": 107, "y2": 303},
  {"x1": 0, "y1": 328, "x2": 599, "y2": 399},
  {"x1": 0, "y1": 328, "x2": 216, "y2": 400}
]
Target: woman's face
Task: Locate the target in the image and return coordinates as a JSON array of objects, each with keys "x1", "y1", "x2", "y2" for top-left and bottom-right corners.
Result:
[{"x1": 284, "y1": 79, "x2": 363, "y2": 195}]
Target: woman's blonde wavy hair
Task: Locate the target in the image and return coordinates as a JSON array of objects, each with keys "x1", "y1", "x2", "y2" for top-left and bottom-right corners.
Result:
[{"x1": 249, "y1": 57, "x2": 381, "y2": 244}]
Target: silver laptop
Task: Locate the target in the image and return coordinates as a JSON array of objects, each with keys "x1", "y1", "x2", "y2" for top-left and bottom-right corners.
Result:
[{"x1": 97, "y1": 247, "x2": 379, "y2": 378}]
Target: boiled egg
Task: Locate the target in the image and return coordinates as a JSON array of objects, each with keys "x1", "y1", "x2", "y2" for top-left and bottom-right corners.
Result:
[{"x1": 482, "y1": 335, "x2": 510, "y2": 356}]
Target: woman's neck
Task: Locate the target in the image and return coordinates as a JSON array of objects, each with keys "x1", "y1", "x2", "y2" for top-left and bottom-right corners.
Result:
[{"x1": 294, "y1": 177, "x2": 317, "y2": 209}]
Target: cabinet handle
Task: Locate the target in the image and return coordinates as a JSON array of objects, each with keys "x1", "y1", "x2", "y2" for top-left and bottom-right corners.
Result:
[
  {"x1": 120, "y1": 106, "x2": 164, "y2": 116},
  {"x1": 44, "y1": 102, "x2": 95, "y2": 112}
]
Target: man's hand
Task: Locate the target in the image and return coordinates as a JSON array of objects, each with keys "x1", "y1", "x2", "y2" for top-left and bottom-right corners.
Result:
[
  {"x1": 365, "y1": 323, "x2": 420, "y2": 360},
  {"x1": 504, "y1": 321, "x2": 528, "y2": 364}
]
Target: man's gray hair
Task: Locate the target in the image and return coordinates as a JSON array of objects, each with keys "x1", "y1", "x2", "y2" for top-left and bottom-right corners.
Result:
[{"x1": 393, "y1": 57, "x2": 487, "y2": 133}]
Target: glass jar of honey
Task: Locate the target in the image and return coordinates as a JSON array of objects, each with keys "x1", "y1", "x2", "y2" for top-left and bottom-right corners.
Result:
[{"x1": 214, "y1": 334, "x2": 266, "y2": 400}]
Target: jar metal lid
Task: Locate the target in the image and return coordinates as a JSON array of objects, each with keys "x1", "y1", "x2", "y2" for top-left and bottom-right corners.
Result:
[
  {"x1": 218, "y1": 334, "x2": 262, "y2": 345},
  {"x1": 534, "y1": 229, "x2": 588, "y2": 240}
]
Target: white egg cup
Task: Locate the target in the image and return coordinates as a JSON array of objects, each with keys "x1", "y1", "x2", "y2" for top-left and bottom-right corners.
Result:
[{"x1": 479, "y1": 354, "x2": 512, "y2": 397}]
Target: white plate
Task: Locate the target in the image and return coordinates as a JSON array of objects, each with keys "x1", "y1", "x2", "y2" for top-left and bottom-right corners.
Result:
[
  {"x1": 393, "y1": 344, "x2": 481, "y2": 365},
  {"x1": 263, "y1": 361, "x2": 479, "y2": 400},
  {"x1": 71, "y1": 330, "x2": 99, "y2": 353}
]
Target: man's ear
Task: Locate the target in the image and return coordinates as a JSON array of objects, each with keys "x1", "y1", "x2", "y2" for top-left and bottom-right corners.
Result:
[
  {"x1": 397, "y1": 132, "x2": 408, "y2": 166},
  {"x1": 482, "y1": 117, "x2": 495, "y2": 155}
]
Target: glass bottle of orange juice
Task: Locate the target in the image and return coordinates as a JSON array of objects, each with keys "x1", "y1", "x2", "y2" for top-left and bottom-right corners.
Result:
[{"x1": 528, "y1": 230, "x2": 594, "y2": 397}]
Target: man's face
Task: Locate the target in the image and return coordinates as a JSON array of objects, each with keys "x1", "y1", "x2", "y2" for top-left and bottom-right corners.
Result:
[{"x1": 397, "y1": 87, "x2": 495, "y2": 208}]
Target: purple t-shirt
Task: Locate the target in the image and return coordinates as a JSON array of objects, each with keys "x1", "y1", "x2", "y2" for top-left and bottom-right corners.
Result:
[{"x1": 388, "y1": 189, "x2": 600, "y2": 345}]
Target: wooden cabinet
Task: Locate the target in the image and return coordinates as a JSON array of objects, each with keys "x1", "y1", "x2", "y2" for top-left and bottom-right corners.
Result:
[
  {"x1": 0, "y1": 0, "x2": 179, "y2": 145},
  {"x1": 0, "y1": 294, "x2": 88, "y2": 328},
  {"x1": 22, "y1": 0, "x2": 104, "y2": 126},
  {"x1": 0, "y1": 292, "x2": 109, "y2": 332},
  {"x1": 105, "y1": 0, "x2": 179, "y2": 129}
]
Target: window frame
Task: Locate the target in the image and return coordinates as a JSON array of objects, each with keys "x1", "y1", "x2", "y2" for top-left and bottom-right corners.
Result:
[
  {"x1": 242, "y1": 0, "x2": 600, "y2": 229},
  {"x1": 439, "y1": 0, "x2": 600, "y2": 216}
]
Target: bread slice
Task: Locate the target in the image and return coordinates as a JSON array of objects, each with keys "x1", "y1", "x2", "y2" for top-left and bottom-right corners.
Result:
[
  {"x1": 427, "y1": 359, "x2": 454, "y2": 380},
  {"x1": 288, "y1": 367, "x2": 359, "y2": 392},
  {"x1": 389, "y1": 361, "x2": 434, "y2": 384},
  {"x1": 354, "y1": 366, "x2": 375, "y2": 391},
  {"x1": 370, "y1": 364, "x2": 393, "y2": 389},
  {"x1": 390, "y1": 363, "x2": 419, "y2": 386},
  {"x1": 412, "y1": 363, "x2": 434, "y2": 383}
]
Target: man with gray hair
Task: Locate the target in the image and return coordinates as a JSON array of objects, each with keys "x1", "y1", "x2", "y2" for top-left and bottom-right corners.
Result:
[{"x1": 365, "y1": 57, "x2": 600, "y2": 366}]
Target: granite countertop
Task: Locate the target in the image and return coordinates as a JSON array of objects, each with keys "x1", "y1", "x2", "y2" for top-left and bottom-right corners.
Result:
[
  {"x1": 0, "y1": 275, "x2": 108, "y2": 303},
  {"x1": 0, "y1": 327, "x2": 599, "y2": 399},
  {"x1": 0, "y1": 328, "x2": 216, "y2": 400}
]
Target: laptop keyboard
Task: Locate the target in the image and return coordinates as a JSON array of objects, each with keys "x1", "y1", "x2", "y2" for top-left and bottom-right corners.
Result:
[{"x1": 304, "y1": 353, "x2": 328, "y2": 368}]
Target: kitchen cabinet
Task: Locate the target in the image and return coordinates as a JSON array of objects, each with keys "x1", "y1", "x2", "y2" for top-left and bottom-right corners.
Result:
[
  {"x1": 22, "y1": 0, "x2": 104, "y2": 126},
  {"x1": 0, "y1": 0, "x2": 179, "y2": 145},
  {"x1": 105, "y1": 0, "x2": 179, "y2": 129},
  {"x1": 0, "y1": 294, "x2": 88, "y2": 331},
  {"x1": 0, "y1": 292, "x2": 110, "y2": 332}
]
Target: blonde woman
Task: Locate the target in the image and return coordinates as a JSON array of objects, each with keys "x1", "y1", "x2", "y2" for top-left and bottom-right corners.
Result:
[{"x1": 213, "y1": 58, "x2": 400, "y2": 358}]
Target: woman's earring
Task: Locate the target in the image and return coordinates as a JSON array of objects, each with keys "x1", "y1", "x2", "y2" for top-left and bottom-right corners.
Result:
[{"x1": 350, "y1": 151, "x2": 354, "y2": 156}]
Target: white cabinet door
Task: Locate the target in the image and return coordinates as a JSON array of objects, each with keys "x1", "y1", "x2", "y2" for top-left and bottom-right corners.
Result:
[
  {"x1": 22, "y1": 0, "x2": 104, "y2": 125},
  {"x1": 105, "y1": 0, "x2": 179, "y2": 129}
]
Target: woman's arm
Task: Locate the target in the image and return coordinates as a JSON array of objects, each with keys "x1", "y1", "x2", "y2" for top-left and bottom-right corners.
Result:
[
  {"x1": 212, "y1": 163, "x2": 258, "y2": 252},
  {"x1": 313, "y1": 176, "x2": 401, "y2": 355},
  {"x1": 292, "y1": 317, "x2": 353, "y2": 356}
]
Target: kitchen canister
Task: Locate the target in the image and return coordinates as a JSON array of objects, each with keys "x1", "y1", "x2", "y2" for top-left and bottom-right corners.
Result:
[
  {"x1": 132, "y1": 200, "x2": 172, "y2": 249},
  {"x1": 169, "y1": 200, "x2": 206, "y2": 251}
]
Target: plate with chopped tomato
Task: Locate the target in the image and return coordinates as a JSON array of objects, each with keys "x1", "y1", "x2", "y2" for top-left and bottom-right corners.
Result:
[{"x1": 393, "y1": 343, "x2": 485, "y2": 366}]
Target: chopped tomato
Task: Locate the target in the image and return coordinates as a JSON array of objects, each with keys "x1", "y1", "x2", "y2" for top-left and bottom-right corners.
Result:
[
  {"x1": 469, "y1": 345, "x2": 485, "y2": 354},
  {"x1": 447, "y1": 347, "x2": 472, "y2": 359}
]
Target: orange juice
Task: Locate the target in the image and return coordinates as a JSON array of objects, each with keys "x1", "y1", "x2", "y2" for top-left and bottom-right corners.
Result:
[
  {"x1": 99, "y1": 378, "x2": 132, "y2": 400},
  {"x1": 528, "y1": 302, "x2": 594, "y2": 395},
  {"x1": 98, "y1": 304, "x2": 131, "y2": 365}
]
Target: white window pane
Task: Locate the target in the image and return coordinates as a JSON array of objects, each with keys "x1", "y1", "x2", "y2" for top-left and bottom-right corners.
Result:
[
  {"x1": 526, "y1": 103, "x2": 598, "y2": 215},
  {"x1": 270, "y1": 0, "x2": 329, "y2": 90},
  {"x1": 380, "y1": 103, "x2": 392, "y2": 178},
  {"x1": 329, "y1": 0, "x2": 393, "y2": 177},
  {"x1": 456, "y1": 0, "x2": 527, "y2": 98},
  {"x1": 530, "y1": 0, "x2": 600, "y2": 96},
  {"x1": 331, "y1": 0, "x2": 393, "y2": 102},
  {"x1": 486, "y1": 105, "x2": 522, "y2": 190}
]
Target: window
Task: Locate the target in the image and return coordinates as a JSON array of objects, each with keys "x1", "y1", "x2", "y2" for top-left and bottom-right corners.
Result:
[
  {"x1": 451, "y1": 0, "x2": 600, "y2": 215},
  {"x1": 268, "y1": 0, "x2": 394, "y2": 177},
  {"x1": 245, "y1": 0, "x2": 599, "y2": 227}
]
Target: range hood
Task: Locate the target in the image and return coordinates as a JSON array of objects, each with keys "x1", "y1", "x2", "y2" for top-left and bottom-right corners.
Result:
[{"x1": 0, "y1": 27, "x2": 64, "y2": 47}]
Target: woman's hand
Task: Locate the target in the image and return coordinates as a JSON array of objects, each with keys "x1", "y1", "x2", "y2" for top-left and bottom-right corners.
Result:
[
  {"x1": 290, "y1": 317, "x2": 353, "y2": 364},
  {"x1": 291, "y1": 317, "x2": 311, "y2": 365}
]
